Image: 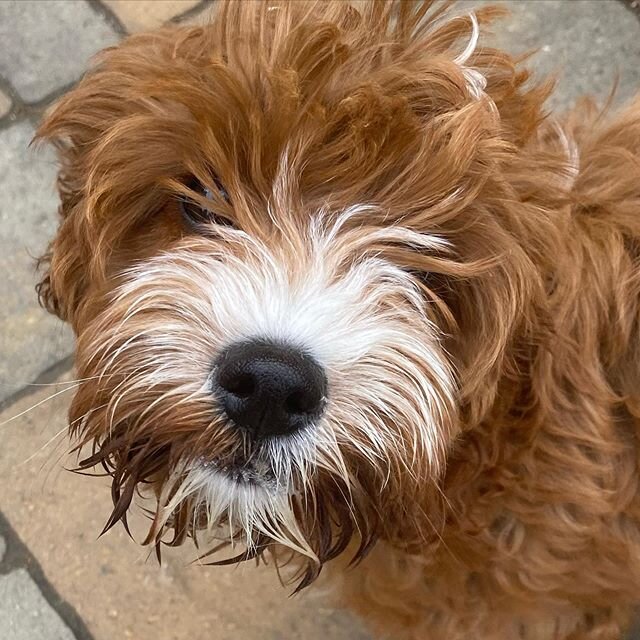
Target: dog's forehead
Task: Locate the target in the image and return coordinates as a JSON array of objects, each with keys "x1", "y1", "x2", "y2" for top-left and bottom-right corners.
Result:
[
  {"x1": 108, "y1": 9, "x2": 487, "y2": 215},
  {"x1": 32, "y1": 0, "x2": 506, "y2": 248},
  {"x1": 36, "y1": 0, "x2": 514, "y2": 312},
  {"x1": 157, "y1": 52, "x2": 421, "y2": 195}
]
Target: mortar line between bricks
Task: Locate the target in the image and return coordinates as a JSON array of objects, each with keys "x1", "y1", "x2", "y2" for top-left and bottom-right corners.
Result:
[
  {"x1": 0, "y1": 511, "x2": 96, "y2": 640},
  {"x1": 86, "y1": 0, "x2": 128, "y2": 37},
  {"x1": 32, "y1": 79, "x2": 80, "y2": 107},
  {"x1": 0, "y1": 355, "x2": 74, "y2": 414},
  {"x1": 0, "y1": 74, "x2": 27, "y2": 130},
  {"x1": 171, "y1": 0, "x2": 216, "y2": 25},
  {"x1": 0, "y1": 78, "x2": 83, "y2": 132},
  {"x1": 24, "y1": 79, "x2": 83, "y2": 119}
]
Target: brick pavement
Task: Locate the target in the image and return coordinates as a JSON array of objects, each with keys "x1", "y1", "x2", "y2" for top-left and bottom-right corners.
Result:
[{"x1": 0, "y1": 2, "x2": 639, "y2": 639}]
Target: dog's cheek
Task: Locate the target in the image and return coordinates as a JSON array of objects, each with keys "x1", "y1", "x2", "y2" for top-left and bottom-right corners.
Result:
[
  {"x1": 73, "y1": 206, "x2": 187, "y2": 331},
  {"x1": 110, "y1": 202, "x2": 186, "y2": 270}
]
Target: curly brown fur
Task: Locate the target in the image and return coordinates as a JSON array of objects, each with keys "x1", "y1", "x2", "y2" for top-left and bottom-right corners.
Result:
[{"x1": 36, "y1": 1, "x2": 640, "y2": 638}]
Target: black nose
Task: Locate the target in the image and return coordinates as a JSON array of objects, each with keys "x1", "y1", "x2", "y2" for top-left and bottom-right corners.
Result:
[{"x1": 214, "y1": 340, "x2": 327, "y2": 438}]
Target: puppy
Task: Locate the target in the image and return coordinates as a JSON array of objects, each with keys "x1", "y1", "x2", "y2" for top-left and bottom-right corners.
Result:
[{"x1": 36, "y1": 1, "x2": 640, "y2": 638}]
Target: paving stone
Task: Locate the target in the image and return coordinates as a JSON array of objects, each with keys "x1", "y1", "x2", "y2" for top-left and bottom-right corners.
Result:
[
  {"x1": 0, "y1": 535, "x2": 5, "y2": 563},
  {"x1": 0, "y1": 90, "x2": 11, "y2": 119},
  {"x1": 0, "y1": 570, "x2": 76, "y2": 640},
  {"x1": 470, "y1": 0, "x2": 640, "y2": 110},
  {"x1": 0, "y1": 122, "x2": 73, "y2": 401},
  {"x1": 0, "y1": 375, "x2": 371, "y2": 640},
  {"x1": 0, "y1": 1, "x2": 120, "y2": 104},
  {"x1": 102, "y1": 0, "x2": 204, "y2": 32},
  {"x1": 181, "y1": 2, "x2": 216, "y2": 27}
]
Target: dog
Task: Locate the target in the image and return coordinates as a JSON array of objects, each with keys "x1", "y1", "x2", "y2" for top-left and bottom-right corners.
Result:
[{"x1": 35, "y1": 1, "x2": 640, "y2": 638}]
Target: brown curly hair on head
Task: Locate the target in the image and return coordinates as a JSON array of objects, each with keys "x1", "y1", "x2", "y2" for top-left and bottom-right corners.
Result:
[{"x1": 36, "y1": 1, "x2": 640, "y2": 637}]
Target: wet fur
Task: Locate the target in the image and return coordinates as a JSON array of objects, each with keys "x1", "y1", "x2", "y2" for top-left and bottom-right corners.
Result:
[{"x1": 36, "y1": 1, "x2": 640, "y2": 638}]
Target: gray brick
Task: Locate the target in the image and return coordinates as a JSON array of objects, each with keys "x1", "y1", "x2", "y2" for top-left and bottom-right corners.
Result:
[
  {"x1": 102, "y1": 0, "x2": 202, "y2": 32},
  {"x1": 0, "y1": 1, "x2": 120, "y2": 103},
  {"x1": 0, "y1": 569, "x2": 76, "y2": 640},
  {"x1": 0, "y1": 122, "x2": 73, "y2": 399},
  {"x1": 472, "y1": 0, "x2": 640, "y2": 110}
]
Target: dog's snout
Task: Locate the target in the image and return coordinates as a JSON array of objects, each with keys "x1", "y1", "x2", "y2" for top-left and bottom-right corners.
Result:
[{"x1": 214, "y1": 340, "x2": 327, "y2": 438}]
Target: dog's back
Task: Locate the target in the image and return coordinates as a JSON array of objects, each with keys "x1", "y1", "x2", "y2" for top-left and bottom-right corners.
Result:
[{"x1": 337, "y1": 95, "x2": 640, "y2": 639}]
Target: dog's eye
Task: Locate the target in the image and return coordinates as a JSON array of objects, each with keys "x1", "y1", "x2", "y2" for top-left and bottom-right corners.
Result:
[{"x1": 180, "y1": 176, "x2": 234, "y2": 229}]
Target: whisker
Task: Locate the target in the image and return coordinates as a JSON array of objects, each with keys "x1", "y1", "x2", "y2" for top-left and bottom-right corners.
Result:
[
  {"x1": 0, "y1": 373, "x2": 108, "y2": 388},
  {"x1": 19, "y1": 424, "x2": 70, "y2": 467},
  {"x1": 38, "y1": 442, "x2": 73, "y2": 491},
  {"x1": 433, "y1": 480, "x2": 459, "y2": 517},
  {"x1": 0, "y1": 384, "x2": 81, "y2": 428}
]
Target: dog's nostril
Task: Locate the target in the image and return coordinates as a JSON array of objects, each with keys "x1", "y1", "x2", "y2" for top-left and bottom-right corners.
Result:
[
  {"x1": 285, "y1": 389, "x2": 319, "y2": 415},
  {"x1": 214, "y1": 339, "x2": 327, "y2": 438},
  {"x1": 221, "y1": 373, "x2": 256, "y2": 398}
]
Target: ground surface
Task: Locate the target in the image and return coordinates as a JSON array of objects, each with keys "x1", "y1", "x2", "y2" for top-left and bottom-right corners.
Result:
[{"x1": 1, "y1": 1, "x2": 639, "y2": 639}]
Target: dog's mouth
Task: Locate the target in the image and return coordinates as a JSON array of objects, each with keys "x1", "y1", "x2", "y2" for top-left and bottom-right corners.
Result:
[{"x1": 199, "y1": 454, "x2": 279, "y2": 490}]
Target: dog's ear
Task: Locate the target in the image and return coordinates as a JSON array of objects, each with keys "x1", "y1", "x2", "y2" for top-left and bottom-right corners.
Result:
[
  {"x1": 405, "y1": 198, "x2": 544, "y2": 428},
  {"x1": 33, "y1": 38, "x2": 146, "y2": 325},
  {"x1": 34, "y1": 110, "x2": 93, "y2": 326},
  {"x1": 33, "y1": 28, "x2": 195, "y2": 327},
  {"x1": 33, "y1": 39, "x2": 132, "y2": 325}
]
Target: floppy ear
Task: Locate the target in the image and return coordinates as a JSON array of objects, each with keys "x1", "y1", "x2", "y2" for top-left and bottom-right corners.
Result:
[
  {"x1": 33, "y1": 41, "x2": 127, "y2": 326},
  {"x1": 33, "y1": 27, "x2": 192, "y2": 328},
  {"x1": 34, "y1": 40, "x2": 139, "y2": 326},
  {"x1": 34, "y1": 118, "x2": 92, "y2": 327}
]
